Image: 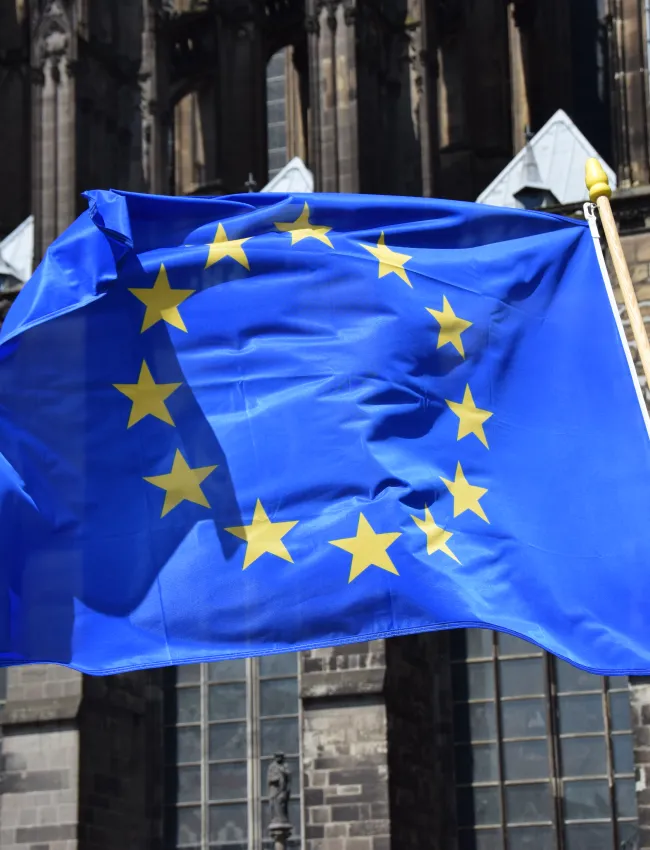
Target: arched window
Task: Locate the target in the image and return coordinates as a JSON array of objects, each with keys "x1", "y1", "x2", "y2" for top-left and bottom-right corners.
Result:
[
  {"x1": 164, "y1": 655, "x2": 303, "y2": 849},
  {"x1": 451, "y1": 630, "x2": 637, "y2": 850}
]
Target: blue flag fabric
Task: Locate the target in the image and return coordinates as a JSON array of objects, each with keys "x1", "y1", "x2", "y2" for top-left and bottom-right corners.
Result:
[{"x1": 0, "y1": 189, "x2": 649, "y2": 675}]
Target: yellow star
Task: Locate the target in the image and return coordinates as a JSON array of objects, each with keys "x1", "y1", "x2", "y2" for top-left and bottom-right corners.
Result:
[
  {"x1": 361, "y1": 232, "x2": 412, "y2": 287},
  {"x1": 144, "y1": 450, "x2": 217, "y2": 517},
  {"x1": 446, "y1": 384, "x2": 493, "y2": 448},
  {"x1": 441, "y1": 462, "x2": 489, "y2": 523},
  {"x1": 426, "y1": 296, "x2": 472, "y2": 357},
  {"x1": 411, "y1": 506, "x2": 460, "y2": 563},
  {"x1": 225, "y1": 500, "x2": 299, "y2": 569},
  {"x1": 205, "y1": 222, "x2": 251, "y2": 270},
  {"x1": 330, "y1": 513, "x2": 401, "y2": 583},
  {"x1": 113, "y1": 361, "x2": 182, "y2": 428},
  {"x1": 128, "y1": 264, "x2": 194, "y2": 333},
  {"x1": 274, "y1": 202, "x2": 333, "y2": 247}
]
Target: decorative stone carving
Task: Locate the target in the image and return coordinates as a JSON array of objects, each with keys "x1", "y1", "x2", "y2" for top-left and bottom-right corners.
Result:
[
  {"x1": 343, "y1": 0, "x2": 355, "y2": 28},
  {"x1": 324, "y1": 0, "x2": 338, "y2": 32},
  {"x1": 33, "y1": 0, "x2": 71, "y2": 67},
  {"x1": 267, "y1": 752, "x2": 291, "y2": 826},
  {"x1": 304, "y1": 13, "x2": 320, "y2": 35}
]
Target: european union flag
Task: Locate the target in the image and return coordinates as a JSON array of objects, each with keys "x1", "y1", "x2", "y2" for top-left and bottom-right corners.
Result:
[{"x1": 0, "y1": 190, "x2": 649, "y2": 675}]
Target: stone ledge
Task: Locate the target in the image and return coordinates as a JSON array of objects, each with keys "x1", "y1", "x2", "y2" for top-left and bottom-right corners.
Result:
[
  {"x1": 301, "y1": 668, "x2": 385, "y2": 699},
  {"x1": 0, "y1": 767, "x2": 70, "y2": 794},
  {"x1": 15, "y1": 823, "x2": 77, "y2": 844}
]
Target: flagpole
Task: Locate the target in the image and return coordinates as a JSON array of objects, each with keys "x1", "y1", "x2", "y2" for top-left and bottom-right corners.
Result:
[{"x1": 585, "y1": 158, "x2": 650, "y2": 388}]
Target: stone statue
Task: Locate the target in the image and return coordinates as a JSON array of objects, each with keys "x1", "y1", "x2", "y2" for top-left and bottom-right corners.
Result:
[{"x1": 267, "y1": 752, "x2": 291, "y2": 826}]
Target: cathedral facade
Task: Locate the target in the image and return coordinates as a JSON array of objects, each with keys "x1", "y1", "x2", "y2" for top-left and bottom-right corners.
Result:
[{"x1": 1, "y1": 2, "x2": 650, "y2": 850}]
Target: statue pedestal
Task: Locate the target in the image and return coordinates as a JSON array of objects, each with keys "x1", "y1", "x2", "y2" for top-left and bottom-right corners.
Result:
[{"x1": 269, "y1": 821, "x2": 292, "y2": 850}]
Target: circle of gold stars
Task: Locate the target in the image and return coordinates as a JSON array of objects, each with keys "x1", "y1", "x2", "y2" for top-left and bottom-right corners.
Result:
[{"x1": 113, "y1": 207, "x2": 493, "y2": 582}]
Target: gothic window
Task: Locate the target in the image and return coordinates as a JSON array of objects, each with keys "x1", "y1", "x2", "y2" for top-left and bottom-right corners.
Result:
[
  {"x1": 164, "y1": 655, "x2": 303, "y2": 850},
  {"x1": 451, "y1": 630, "x2": 637, "y2": 850}
]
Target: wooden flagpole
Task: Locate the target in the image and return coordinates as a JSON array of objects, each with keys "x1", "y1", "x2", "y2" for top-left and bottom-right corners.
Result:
[{"x1": 585, "y1": 157, "x2": 650, "y2": 388}]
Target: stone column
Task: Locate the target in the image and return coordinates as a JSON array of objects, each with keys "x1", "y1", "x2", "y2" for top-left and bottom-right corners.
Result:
[
  {"x1": 0, "y1": 666, "x2": 164, "y2": 850},
  {"x1": 30, "y1": 0, "x2": 77, "y2": 265},
  {"x1": 435, "y1": 0, "x2": 473, "y2": 200},
  {"x1": 464, "y1": 0, "x2": 512, "y2": 195},
  {"x1": 340, "y1": 2, "x2": 359, "y2": 194},
  {"x1": 305, "y1": 0, "x2": 323, "y2": 190},
  {"x1": 606, "y1": 209, "x2": 650, "y2": 849},
  {"x1": 407, "y1": 0, "x2": 440, "y2": 198},
  {"x1": 77, "y1": 672, "x2": 164, "y2": 850},
  {"x1": 300, "y1": 632, "x2": 454, "y2": 850},
  {"x1": 628, "y1": 677, "x2": 650, "y2": 849},
  {"x1": 319, "y1": 0, "x2": 341, "y2": 192},
  {"x1": 215, "y1": 7, "x2": 267, "y2": 192},
  {"x1": 507, "y1": 2, "x2": 530, "y2": 155},
  {"x1": 140, "y1": 0, "x2": 170, "y2": 195},
  {"x1": 305, "y1": 0, "x2": 361, "y2": 194},
  {"x1": 610, "y1": 0, "x2": 650, "y2": 188},
  {"x1": 301, "y1": 640, "x2": 391, "y2": 850},
  {"x1": 0, "y1": 665, "x2": 83, "y2": 850}
]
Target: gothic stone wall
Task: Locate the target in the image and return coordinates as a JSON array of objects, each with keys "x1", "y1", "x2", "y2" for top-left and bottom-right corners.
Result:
[
  {"x1": 615, "y1": 226, "x2": 650, "y2": 850},
  {"x1": 301, "y1": 640, "x2": 391, "y2": 850},
  {"x1": 77, "y1": 671, "x2": 164, "y2": 850},
  {"x1": 0, "y1": 667, "x2": 162, "y2": 850},
  {"x1": 616, "y1": 229, "x2": 650, "y2": 407},
  {"x1": 300, "y1": 633, "x2": 455, "y2": 850},
  {"x1": 0, "y1": 666, "x2": 82, "y2": 850}
]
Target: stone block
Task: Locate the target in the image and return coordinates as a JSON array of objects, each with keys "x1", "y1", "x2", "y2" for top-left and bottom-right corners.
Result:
[
  {"x1": 301, "y1": 669, "x2": 385, "y2": 698},
  {"x1": 348, "y1": 819, "x2": 389, "y2": 837},
  {"x1": 315, "y1": 754, "x2": 386, "y2": 773},
  {"x1": 305, "y1": 788, "x2": 325, "y2": 806},
  {"x1": 336, "y1": 785, "x2": 362, "y2": 797},
  {"x1": 320, "y1": 841, "x2": 345, "y2": 850},
  {"x1": 17, "y1": 807, "x2": 38, "y2": 827},
  {"x1": 311, "y1": 806, "x2": 332, "y2": 824},
  {"x1": 15, "y1": 823, "x2": 76, "y2": 843},
  {"x1": 1, "y1": 770, "x2": 69, "y2": 795},
  {"x1": 0, "y1": 827, "x2": 17, "y2": 845},
  {"x1": 634, "y1": 236, "x2": 650, "y2": 263},
  {"x1": 642, "y1": 703, "x2": 650, "y2": 726},
  {"x1": 634, "y1": 726, "x2": 650, "y2": 747},
  {"x1": 57, "y1": 803, "x2": 77, "y2": 823},
  {"x1": 331, "y1": 803, "x2": 360, "y2": 822},
  {"x1": 370, "y1": 801, "x2": 389, "y2": 819},
  {"x1": 37, "y1": 806, "x2": 57, "y2": 826},
  {"x1": 307, "y1": 770, "x2": 329, "y2": 788},
  {"x1": 344, "y1": 839, "x2": 373, "y2": 850},
  {"x1": 325, "y1": 823, "x2": 348, "y2": 838},
  {"x1": 307, "y1": 824, "x2": 326, "y2": 840}
]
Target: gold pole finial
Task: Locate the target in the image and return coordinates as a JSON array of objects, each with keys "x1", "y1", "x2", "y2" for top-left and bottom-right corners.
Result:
[
  {"x1": 587, "y1": 156, "x2": 650, "y2": 392},
  {"x1": 585, "y1": 158, "x2": 611, "y2": 202}
]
